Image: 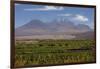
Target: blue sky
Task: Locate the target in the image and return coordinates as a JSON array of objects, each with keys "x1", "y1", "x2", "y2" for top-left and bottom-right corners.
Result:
[{"x1": 15, "y1": 3, "x2": 95, "y2": 29}]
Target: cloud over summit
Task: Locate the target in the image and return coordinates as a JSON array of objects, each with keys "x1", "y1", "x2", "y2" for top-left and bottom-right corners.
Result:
[{"x1": 58, "y1": 13, "x2": 88, "y2": 22}]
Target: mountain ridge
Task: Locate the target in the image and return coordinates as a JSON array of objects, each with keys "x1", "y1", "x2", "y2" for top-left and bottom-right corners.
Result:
[{"x1": 15, "y1": 19, "x2": 94, "y2": 40}]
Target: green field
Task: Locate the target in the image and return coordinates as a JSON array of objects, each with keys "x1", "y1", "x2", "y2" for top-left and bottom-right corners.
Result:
[{"x1": 15, "y1": 40, "x2": 96, "y2": 67}]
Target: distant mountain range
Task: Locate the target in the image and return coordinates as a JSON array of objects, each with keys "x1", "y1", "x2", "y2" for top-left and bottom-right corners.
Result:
[{"x1": 15, "y1": 19, "x2": 94, "y2": 40}]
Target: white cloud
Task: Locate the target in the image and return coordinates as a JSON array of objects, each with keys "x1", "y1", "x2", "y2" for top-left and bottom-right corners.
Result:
[
  {"x1": 58, "y1": 13, "x2": 88, "y2": 22},
  {"x1": 73, "y1": 14, "x2": 88, "y2": 22},
  {"x1": 24, "y1": 6, "x2": 64, "y2": 11},
  {"x1": 58, "y1": 14, "x2": 72, "y2": 16}
]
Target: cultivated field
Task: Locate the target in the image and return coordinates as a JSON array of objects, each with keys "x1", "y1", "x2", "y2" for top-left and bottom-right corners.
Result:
[{"x1": 15, "y1": 39, "x2": 96, "y2": 67}]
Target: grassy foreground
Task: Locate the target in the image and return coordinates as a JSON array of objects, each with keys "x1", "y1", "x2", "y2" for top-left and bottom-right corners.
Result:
[{"x1": 15, "y1": 40, "x2": 96, "y2": 67}]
